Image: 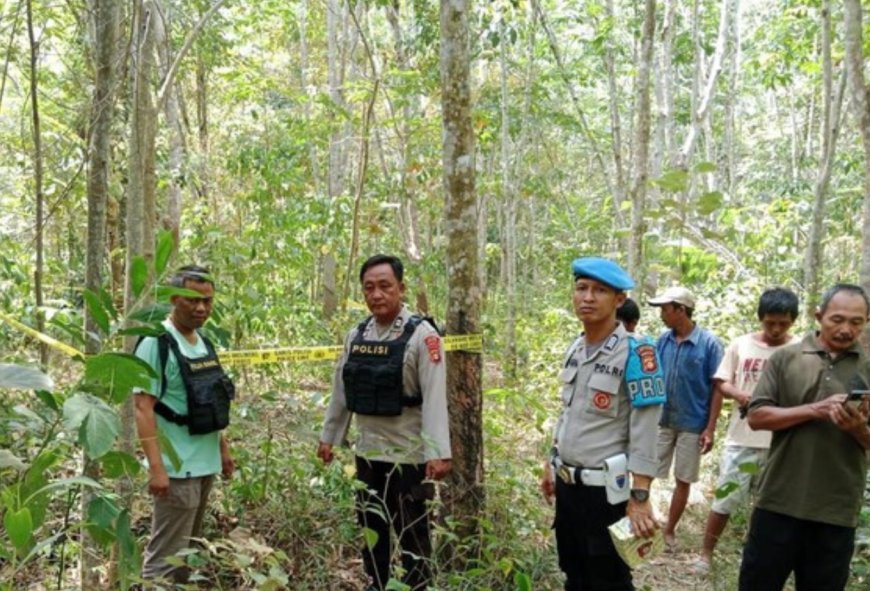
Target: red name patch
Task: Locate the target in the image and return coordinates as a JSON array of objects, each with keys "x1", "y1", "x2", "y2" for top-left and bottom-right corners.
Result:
[
  {"x1": 592, "y1": 391, "x2": 611, "y2": 410},
  {"x1": 424, "y1": 335, "x2": 442, "y2": 363}
]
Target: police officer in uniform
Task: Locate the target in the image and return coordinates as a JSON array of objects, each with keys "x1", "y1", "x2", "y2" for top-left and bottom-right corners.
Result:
[
  {"x1": 134, "y1": 265, "x2": 235, "y2": 583},
  {"x1": 541, "y1": 258, "x2": 664, "y2": 591},
  {"x1": 318, "y1": 254, "x2": 451, "y2": 591}
]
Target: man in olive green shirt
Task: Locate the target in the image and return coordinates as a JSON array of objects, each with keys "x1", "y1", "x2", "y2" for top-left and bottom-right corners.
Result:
[{"x1": 739, "y1": 283, "x2": 870, "y2": 591}]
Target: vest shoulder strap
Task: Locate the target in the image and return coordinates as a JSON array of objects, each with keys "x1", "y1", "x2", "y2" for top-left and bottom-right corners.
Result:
[{"x1": 134, "y1": 332, "x2": 171, "y2": 399}]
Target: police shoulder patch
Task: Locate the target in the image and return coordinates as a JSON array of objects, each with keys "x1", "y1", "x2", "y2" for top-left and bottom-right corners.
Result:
[{"x1": 424, "y1": 334, "x2": 442, "y2": 363}]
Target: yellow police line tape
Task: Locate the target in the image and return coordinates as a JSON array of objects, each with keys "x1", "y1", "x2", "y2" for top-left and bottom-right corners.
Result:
[
  {"x1": 0, "y1": 312, "x2": 86, "y2": 358},
  {"x1": 0, "y1": 312, "x2": 483, "y2": 365}
]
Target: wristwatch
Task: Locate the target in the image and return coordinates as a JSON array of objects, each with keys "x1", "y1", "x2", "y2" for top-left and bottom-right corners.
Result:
[{"x1": 630, "y1": 488, "x2": 650, "y2": 503}]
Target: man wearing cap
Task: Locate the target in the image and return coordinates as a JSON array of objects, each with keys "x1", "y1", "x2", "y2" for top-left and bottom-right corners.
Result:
[
  {"x1": 541, "y1": 257, "x2": 665, "y2": 590},
  {"x1": 648, "y1": 286, "x2": 723, "y2": 550}
]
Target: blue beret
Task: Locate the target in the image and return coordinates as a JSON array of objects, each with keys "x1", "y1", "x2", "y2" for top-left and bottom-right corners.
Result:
[{"x1": 571, "y1": 257, "x2": 635, "y2": 291}]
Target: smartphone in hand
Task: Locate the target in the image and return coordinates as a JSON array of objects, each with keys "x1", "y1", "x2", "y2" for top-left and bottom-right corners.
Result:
[{"x1": 844, "y1": 390, "x2": 870, "y2": 409}]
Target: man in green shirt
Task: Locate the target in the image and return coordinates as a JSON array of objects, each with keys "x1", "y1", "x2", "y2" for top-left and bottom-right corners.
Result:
[
  {"x1": 134, "y1": 266, "x2": 235, "y2": 583},
  {"x1": 739, "y1": 283, "x2": 870, "y2": 590}
]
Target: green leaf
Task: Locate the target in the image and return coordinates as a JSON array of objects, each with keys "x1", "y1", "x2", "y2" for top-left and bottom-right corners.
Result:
[
  {"x1": 155, "y1": 230, "x2": 175, "y2": 276},
  {"x1": 156, "y1": 285, "x2": 206, "y2": 301},
  {"x1": 115, "y1": 509, "x2": 140, "y2": 587},
  {"x1": 363, "y1": 527, "x2": 379, "y2": 549},
  {"x1": 131, "y1": 256, "x2": 149, "y2": 298},
  {"x1": 63, "y1": 393, "x2": 121, "y2": 459},
  {"x1": 0, "y1": 364, "x2": 54, "y2": 391},
  {"x1": 83, "y1": 289, "x2": 110, "y2": 334},
  {"x1": 35, "y1": 389, "x2": 60, "y2": 412},
  {"x1": 694, "y1": 161, "x2": 717, "y2": 173},
  {"x1": 98, "y1": 287, "x2": 118, "y2": 320},
  {"x1": 514, "y1": 571, "x2": 532, "y2": 591},
  {"x1": 714, "y1": 480, "x2": 739, "y2": 499},
  {"x1": 86, "y1": 495, "x2": 120, "y2": 546},
  {"x1": 26, "y1": 476, "x2": 102, "y2": 505},
  {"x1": 84, "y1": 353, "x2": 156, "y2": 404},
  {"x1": 738, "y1": 461, "x2": 760, "y2": 475},
  {"x1": 654, "y1": 170, "x2": 689, "y2": 193},
  {"x1": 697, "y1": 191, "x2": 724, "y2": 216},
  {"x1": 4, "y1": 507, "x2": 33, "y2": 556},
  {"x1": 117, "y1": 326, "x2": 166, "y2": 338},
  {"x1": 99, "y1": 451, "x2": 141, "y2": 479},
  {"x1": 128, "y1": 303, "x2": 171, "y2": 323}
]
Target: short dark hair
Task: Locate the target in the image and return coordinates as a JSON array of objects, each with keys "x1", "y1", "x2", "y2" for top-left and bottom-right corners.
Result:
[
  {"x1": 616, "y1": 298, "x2": 640, "y2": 324},
  {"x1": 818, "y1": 283, "x2": 870, "y2": 316},
  {"x1": 757, "y1": 287, "x2": 799, "y2": 320},
  {"x1": 168, "y1": 265, "x2": 214, "y2": 288},
  {"x1": 359, "y1": 254, "x2": 404, "y2": 283}
]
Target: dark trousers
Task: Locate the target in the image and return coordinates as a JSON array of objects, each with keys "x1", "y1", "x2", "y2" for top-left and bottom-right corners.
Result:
[
  {"x1": 554, "y1": 478, "x2": 633, "y2": 591},
  {"x1": 355, "y1": 457, "x2": 434, "y2": 591},
  {"x1": 739, "y1": 507, "x2": 855, "y2": 591}
]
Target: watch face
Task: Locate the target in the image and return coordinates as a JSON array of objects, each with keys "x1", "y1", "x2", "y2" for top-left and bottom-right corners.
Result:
[{"x1": 631, "y1": 489, "x2": 649, "y2": 502}]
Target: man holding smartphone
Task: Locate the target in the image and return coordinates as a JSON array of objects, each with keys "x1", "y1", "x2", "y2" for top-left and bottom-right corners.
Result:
[{"x1": 739, "y1": 283, "x2": 870, "y2": 591}]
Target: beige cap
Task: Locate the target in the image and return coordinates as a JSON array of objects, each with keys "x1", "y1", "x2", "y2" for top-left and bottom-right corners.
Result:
[{"x1": 648, "y1": 286, "x2": 696, "y2": 308}]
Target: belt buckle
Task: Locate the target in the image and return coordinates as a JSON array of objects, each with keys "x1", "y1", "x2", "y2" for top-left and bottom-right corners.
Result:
[{"x1": 558, "y1": 465, "x2": 573, "y2": 484}]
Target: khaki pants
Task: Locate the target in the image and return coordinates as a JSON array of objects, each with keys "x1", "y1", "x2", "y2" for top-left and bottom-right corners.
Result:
[{"x1": 142, "y1": 475, "x2": 215, "y2": 582}]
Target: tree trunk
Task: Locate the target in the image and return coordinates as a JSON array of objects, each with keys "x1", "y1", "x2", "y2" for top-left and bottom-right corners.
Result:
[
  {"x1": 26, "y1": 0, "x2": 47, "y2": 367},
  {"x1": 83, "y1": 0, "x2": 120, "y2": 586},
  {"x1": 655, "y1": 0, "x2": 677, "y2": 171},
  {"x1": 604, "y1": 0, "x2": 626, "y2": 217},
  {"x1": 723, "y1": 0, "x2": 741, "y2": 197},
  {"x1": 195, "y1": 52, "x2": 209, "y2": 202},
  {"x1": 439, "y1": 0, "x2": 484, "y2": 561},
  {"x1": 628, "y1": 0, "x2": 656, "y2": 290},
  {"x1": 498, "y1": 10, "x2": 517, "y2": 376},
  {"x1": 677, "y1": 0, "x2": 731, "y2": 169},
  {"x1": 844, "y1": 2, "x2": 870, "y2": 323},
  {"x1": 803, "y1": 1, "x2": 847, "y2": 319},
  {"x1": 153, "y1": 1, "x2": 184, "y2": 250}
]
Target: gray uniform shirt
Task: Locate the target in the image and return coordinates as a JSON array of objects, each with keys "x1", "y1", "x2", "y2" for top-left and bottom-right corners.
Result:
[
  {"x1": 320, "y1": 306, "x2": 452, "y2": 464},
  {"x1": 554, "y1": 323, "x2": 662, "y2": 476}
]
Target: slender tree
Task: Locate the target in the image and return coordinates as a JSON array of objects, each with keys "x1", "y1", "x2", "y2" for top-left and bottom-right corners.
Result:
[
  {"x1": 844, "y1": 0, "x2": 870, "y2": 336},
  {"x1": 83, "y1": 1, "x2": 121, "y2": 585},
  {"x1": 439, "y1": 0, "x2": 484, "y2": 557},
  {"x1": 627, "y1": 0, "x2": 656, "y2": 288},
  {"x1": 803, "y1": 0, "x2": 847, "y2": 318},
  {"x1": 25, "y1": 0, "x2": 47, "y2": 366}
]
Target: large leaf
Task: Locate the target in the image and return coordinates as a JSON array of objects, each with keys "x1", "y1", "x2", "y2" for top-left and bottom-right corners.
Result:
[
  {"x1": 4, "y1": 507, "x2": 33, "y2": 557},
  {"x1": 653, "y1": 169, "x2": 689, "y2": 193},
  {"x1": 0, "y1": 364, "x2": 54, "y2": 391},
  {"x1": 131, "y1": 256, "x2": 149, "y2": 298},
  {"x1": 115, "y1": 509, "x2": 141, "y2": 588},
  {"x1": 117, "y1": 325, "x2": 166, "y2": 338},
  {"x1": 100, "y1": 451, "x2": 141, "y2": 479},
  {"x1": 127, "y1": 303, "x2": 171, "y2": 323},
  {"x1": 63, "y1": 394, "x2": 120, "y2": 459},
  {"x1": 86, "y1": 494, "x2": 121, "y2": 546},
  {"x1": 26, "y1": 475, "x2": 102, "y2": 504},
  {"x1": 82, "y1": 289, "x2": 110, "y2": 334},
  {"x1": 155, "y1": 230, "x2": 175, "y2": 276},
  {"x1": 84, "y1": 353, "x2": 156, "y2": 404},
  {"x1": 697, "y1": 191, "x2": 724, "y2": 216},
  {"x1": 156, "y1": 285, "x2": 206, "y2": 301},
  {"x1": 98, "y1": 287, "x2": 119, "y2": 320}
]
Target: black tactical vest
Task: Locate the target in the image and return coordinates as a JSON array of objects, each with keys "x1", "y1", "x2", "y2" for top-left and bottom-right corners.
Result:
[
  {"x1": 145, "y1": 332, "x2": 236, "y2": 435},
  {"x1": 342, "y1": 315, "x2": 426, "y2": 416}
]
